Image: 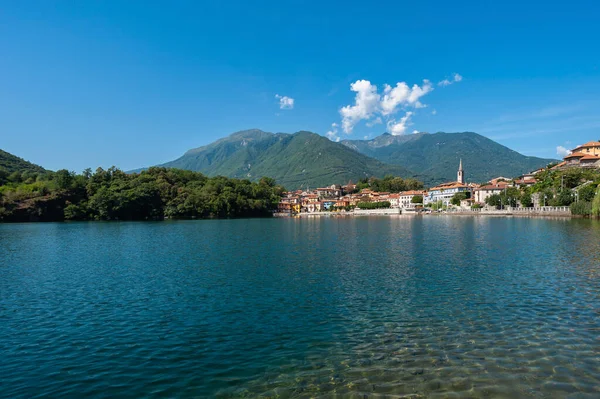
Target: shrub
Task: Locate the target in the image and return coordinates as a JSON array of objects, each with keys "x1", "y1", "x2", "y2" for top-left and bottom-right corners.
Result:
[
  {"x1": 570, "y1": 201, "x2": 592, "y2": 216},
  {"x1": 356, "y1": 201, "x2": 391, "y2": 209}
]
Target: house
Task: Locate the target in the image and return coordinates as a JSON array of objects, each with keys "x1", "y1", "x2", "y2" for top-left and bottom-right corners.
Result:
[
  {"x1": 490, "y1": 177, "x2": 511, "y2": 185},
  {"x1": 460, "y1": 198, "x2": 475, "y2": 208},
  {"x1": 426, "y1": 182, "x2": 470, "y2": 204},
  {"x1": 388, "y1": 193, "x2": 400, "y2": 208},
  {"x1": 278, "y1": 196, "x2": 301, "y2": 214},
  {"x1": 399, "y1": 190, "x2": 426, "y2": 208},
  {"x1": 557, "y1": 141, "x2": 600, "y2": 169},
  {"x1": 342, "y1": 181, "x2": 357, "y2": 194},
  {"x1": 514, "y1": 177, "x2": 537, "y2": 187},
  {"x1": 571, "y1": 141, "x2": 600, "y2": 157},
  {"x1": 334, "y1": 199, "x2": 350, "y2": 209},
  {"x1": 316, "y1": 185, "x2": 342, "y2": 198},
  {"x1": 474, "y1": 183, "x2": 509, "y2": 204}
]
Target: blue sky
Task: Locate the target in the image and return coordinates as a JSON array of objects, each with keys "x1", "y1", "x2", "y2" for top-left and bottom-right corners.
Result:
[{"x1": 1, "y1": 0, "x2": 599, "y2": 171}]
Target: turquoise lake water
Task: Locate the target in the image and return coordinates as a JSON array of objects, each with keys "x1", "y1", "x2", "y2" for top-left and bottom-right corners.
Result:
[{"x1": 1, "y1": 216, "x2": 600, "y2": 398}]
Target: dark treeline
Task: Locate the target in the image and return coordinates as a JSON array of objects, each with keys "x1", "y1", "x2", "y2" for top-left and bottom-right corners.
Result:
[
  {"x1": 356, "y1": 201, "x2": 391, "y2": 209},
  {"x1": 355, "y1": 175, "x2": 424, "y2": 193},
  {"x1": 0, "y1": 167, "x2": 285, "y2": 222}
]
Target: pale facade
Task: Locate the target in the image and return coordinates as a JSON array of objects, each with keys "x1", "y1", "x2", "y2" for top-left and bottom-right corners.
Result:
[{"x1": 474, "y1": 183, "x2": 509, "y2": 204}]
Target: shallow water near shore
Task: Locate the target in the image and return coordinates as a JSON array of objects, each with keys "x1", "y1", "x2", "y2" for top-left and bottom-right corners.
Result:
[{"x1": 2, "y1": 217, "x2": 600, "y2": 398}]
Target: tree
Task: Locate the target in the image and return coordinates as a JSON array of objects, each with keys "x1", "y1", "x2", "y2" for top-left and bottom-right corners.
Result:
[
  {"x1": 8, "y1": 171, "x2": 22, "y2": 184},
  {"x1": 450, "y1": 192, "x2": 468, "y2": 206},
  {"x1": 552, "y1": 190, "x2": 573, "y2": 206},
  {"x1": 0, "y1": 167, "x2": 8, "y2": 186},
  {"x1": 499, "y1": 187, "x2": 520, "y2": 207},
  {"x1": 54, "y1": 169, "x2": 74, "y2": 190},
  {"x1": 520, "y1": 192, "x2": 533, "y2": 207},
  {"x1": 485, "y1": 194, "x2": 502, "y2": 208},
  {"x1": 411, "y1": 195, "x2": 423, "y2": 204},
  {"x1": 578, "y1": 184, "x2": 598, "y2": 202}
]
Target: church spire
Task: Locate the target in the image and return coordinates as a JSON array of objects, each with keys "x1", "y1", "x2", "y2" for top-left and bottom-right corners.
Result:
[{"x1": 457, "y1": 159, "x2": 464, "y2": 184}]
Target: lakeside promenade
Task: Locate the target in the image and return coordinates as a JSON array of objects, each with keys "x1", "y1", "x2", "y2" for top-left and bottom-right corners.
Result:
[{"x1": 274, "y1": 206, "x2": 573, "y2": 218}]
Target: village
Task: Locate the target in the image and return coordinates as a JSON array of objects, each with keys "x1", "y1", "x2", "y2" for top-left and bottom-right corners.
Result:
[{"x1": 276, "y1": 140, "x2": 600, "y2": 215}]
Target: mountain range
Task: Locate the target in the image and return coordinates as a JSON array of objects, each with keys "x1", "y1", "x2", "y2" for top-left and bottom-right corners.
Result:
[
  {"x1": 153, "y1": 130, "x2": 414, "y2": 189},
  {"x1": 342, "y1": 132, "x2": 556, "y2": 184},
  {"x1": 2, "y1": 129, "x2": 557, "y2": 190},
  {"x1": 141, "y1": 129, "x2": 555, "y2": 188}
]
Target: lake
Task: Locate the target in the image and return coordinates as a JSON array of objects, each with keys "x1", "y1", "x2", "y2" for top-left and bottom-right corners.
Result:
[{"x1": 1, "y1": 217, "x2": 600, "y2": 398}]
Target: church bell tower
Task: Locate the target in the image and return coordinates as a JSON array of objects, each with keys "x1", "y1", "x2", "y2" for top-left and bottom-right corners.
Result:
[{"x1": 457, "y1": 159, "x2": 464, "y2": 184}]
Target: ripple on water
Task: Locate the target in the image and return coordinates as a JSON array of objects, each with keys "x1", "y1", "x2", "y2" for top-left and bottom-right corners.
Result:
[{"x1": 1, "y1": 217, "x2": 600, "y2": 398}]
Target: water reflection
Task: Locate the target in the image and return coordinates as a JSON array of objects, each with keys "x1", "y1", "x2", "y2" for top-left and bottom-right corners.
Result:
[{"x1": 1, "y1": 218, "x2": 600, "y2": 398}]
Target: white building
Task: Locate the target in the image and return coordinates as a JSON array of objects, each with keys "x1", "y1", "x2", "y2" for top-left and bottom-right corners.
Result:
[
  {"x1": 425, "y1": 160, "x2": 470, "y2": 205},
  {"x1": 399, "y1": 190, "x2": 426, "y2": 208},
  {"x1": 474, "y1": 183, "x2": 509, "y2": 204}
]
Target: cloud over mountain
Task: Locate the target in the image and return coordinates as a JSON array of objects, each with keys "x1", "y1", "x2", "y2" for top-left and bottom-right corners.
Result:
[{"x1": 275, "y1": 94, "x2": 294, "y2": 109}]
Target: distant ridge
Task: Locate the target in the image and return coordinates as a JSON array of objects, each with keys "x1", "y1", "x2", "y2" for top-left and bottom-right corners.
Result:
[
  {"x1": 342, "y1": 132, "x2": 557, "y2": 183},
  {"x1": 142, "y1": 129, "x2": 418, "y2": 189}
]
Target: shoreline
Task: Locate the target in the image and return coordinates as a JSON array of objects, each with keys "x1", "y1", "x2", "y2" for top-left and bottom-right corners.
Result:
[{"x1": 275, "y1": 209, "x2": 576, "y2": 218}]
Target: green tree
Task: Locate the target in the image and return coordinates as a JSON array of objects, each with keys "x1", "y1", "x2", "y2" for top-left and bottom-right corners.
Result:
[
  {"x1": 450, "y1": 192, "x2": 468, "y2": 206},
  {"x1": 578, "y1": 184, "x2": 598, "y2": 202},
  {"x1": 0, "y1": 167, "x2": 8, "y2": 186},
  {"x1": 485, "y1": 194, "x2": 502, "y2": 208},
  {"x1": 520, "y1": 192, "x2": 533, "y2": 207},
  {"x1": 411, "y1": 195, "x2": 423, "y2": 204},
  {"x1": 552, "y1": 190, "x2": 573, "y2": 206},
  {"x1": 499, "y1": 187, "x2": 520, "y2": 207},
  {"x1": 54, "y1": 169, "x2": 74, "y2": 190}
]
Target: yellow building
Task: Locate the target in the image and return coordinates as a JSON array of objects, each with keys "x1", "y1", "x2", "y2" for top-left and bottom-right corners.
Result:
[{"x1": 571, "y1": 141, "x2": 600, "y2": 157}]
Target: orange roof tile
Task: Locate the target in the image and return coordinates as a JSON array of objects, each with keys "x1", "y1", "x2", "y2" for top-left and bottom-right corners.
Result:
[
  {"x1": 429, "y1": 181, "x2": 468, "y2": 190},
  {"x1": 564, "y1": 152, "x2": 587, "y2": 159},
  {"x1": 580, "y1": 155, "x2": 600, "y2": 160},
  {"x1": 400, "y1": 190, "x2": 425, "y2": 196}
]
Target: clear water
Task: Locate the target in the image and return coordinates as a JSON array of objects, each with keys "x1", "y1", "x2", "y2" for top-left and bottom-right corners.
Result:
[{"x1": 1, "y1": 217, "x2": 600, "y2": 398}]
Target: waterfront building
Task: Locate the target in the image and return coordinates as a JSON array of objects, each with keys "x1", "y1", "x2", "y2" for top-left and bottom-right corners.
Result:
[
  {"x1": 554, "y1": 141, "x2": 600, "y2": 169},
  {"x1": 399, "y1": 190, "x2": 426, "y2": 208},
  {"x1": 316, "y1": 185, "x2": 342, "y2": 198},
  {"x1": 425, "y1": 161, "x2": 470, "y2": 204},
  {"x1": 388, "y1": 193, "x2": 400, "y2": 208},
  {"x1": 474, "y1": 182, "x2": 510, "y2": 204}
]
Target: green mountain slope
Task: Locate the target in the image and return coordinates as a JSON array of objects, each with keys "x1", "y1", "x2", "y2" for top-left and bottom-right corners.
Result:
[
  {"x1": 342, "y1": 132, "x2": 557, "y2": 184},
  {"x1": 155, "y1": 129, "x2": 417, "y2": 189},
  {"x1": 0, "y1": 149, "x2": 46, "y2": 173}
]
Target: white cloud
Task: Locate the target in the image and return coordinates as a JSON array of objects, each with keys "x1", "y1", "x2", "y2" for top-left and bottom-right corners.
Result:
[
  {"x1": 326, "y1": 123, "x2": 340, "y2": 142},
  {"x1": 438, "y1": 73, "x2": 463, "y2": 87},
  {"x1": 381, "y1": 82, "x2": 410, "y2": 115},
  {"x1": 412, "y1": 129, "x2": 419, "y2": 134},
  {"x1": 431, "y1": 109, "x2": 437, "y2": 115},
  {"x1": 387, "y1": 112, "x2": 413, "y2": 136},
  {"x1": 339, "y1": 79, "x2": 435, "y2": 134},
  {"x1": 556, "y1": 146, "x2": 571, "y2": 157},
  {"x1": 275, "y1": 94, "x2": 294, "y2": 110},
  {"x1": 407, "y1": 80, "x2": 433, "y2": 108},
  {"x1": 380, "y1": 80, "x2": 432, "y2": 115},
  {"x1": 340, "y1": 80, "x2": 380, "y2": 133}
]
